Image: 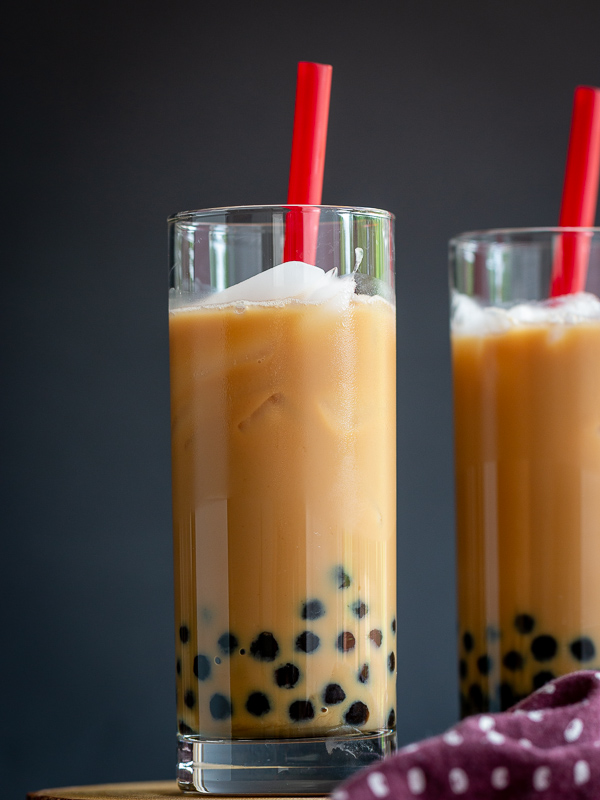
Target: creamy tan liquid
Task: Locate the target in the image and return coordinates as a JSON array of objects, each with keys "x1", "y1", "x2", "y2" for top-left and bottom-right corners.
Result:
[
  {"x1": 170, "y1": 294, "x2": 396, "y2": 738},
  {"x1": 452, "y1": 313, "x2": 600, "y2": 714}
]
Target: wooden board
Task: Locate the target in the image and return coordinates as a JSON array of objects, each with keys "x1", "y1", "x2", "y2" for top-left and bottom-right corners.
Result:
[{"x1": 27, "y1": 782, "x2": 324, "y2": 800}]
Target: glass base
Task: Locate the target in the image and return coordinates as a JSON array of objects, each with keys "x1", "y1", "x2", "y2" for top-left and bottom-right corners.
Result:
[{"x1": 177, "y1": 729, "x2": 396, "y2": 795}]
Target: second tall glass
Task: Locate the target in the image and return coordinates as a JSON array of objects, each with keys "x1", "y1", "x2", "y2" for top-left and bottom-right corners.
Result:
[
  {"x1": 169, "y1": 205, "x2": 396, "y2": 794},
  {"x1": 450, "y1": 228, "x2": 600, "y2": 717}
]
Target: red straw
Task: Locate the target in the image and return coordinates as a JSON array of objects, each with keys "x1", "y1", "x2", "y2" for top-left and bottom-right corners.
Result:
[
  {"x1": 283, "y1": 62, "x2": 333, "y2": 263},
  {"x1": 550, "y1": 85, "x2": 600, "y2": 297}
]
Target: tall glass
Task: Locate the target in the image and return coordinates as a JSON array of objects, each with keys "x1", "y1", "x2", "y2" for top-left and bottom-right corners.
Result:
[
  {"x1": 169, "y1": 206, "x2": 396, "y2": 794},
  {"x1": 450, "y1": 228, "x2": 600, "y2": 717}
]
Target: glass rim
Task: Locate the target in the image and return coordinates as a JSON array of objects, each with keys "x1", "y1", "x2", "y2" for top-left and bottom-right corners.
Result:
[
  {"x1": 168, "y1": 204, "x2": 394, "y2": 224},
  {"x1": 450, "y1": 226, "x2": 600, "y2": 246}
]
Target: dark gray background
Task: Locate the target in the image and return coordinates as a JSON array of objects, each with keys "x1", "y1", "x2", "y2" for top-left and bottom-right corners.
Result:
[{"x1": 3, "y1": 1, "x2": 600, "y2": 797}]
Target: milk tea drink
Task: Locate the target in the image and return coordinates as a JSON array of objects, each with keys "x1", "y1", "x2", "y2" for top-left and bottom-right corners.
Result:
[
  {"x1": 169, "y1": 207, "x2": 396, "y2": 794},
  {"x1": 450, "y1": 229, "x2": 600, "y2": 716}
]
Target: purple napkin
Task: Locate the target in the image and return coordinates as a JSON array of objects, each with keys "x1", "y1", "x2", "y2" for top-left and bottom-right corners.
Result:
[{"x1": 333, "y1": 670, "x2": 600, "y2": 799}]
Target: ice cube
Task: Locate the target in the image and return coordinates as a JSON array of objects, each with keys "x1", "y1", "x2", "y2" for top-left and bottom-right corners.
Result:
[{"x1": 201, "y1": 261, "x2": 355, "y2": 306}]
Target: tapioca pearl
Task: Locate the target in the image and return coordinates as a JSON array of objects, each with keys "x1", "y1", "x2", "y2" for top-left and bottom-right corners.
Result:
[
  {"x1": 391, "y1": 618, "x2": 396, "y2": 634},
  {"x1": 210, "y1": 693, "x2": 233, "y2": 720},
  {"x1": 499, "y1": 682, "x2": 516, "y2": 710},
  {"x1": 564, "y1": 718, "x2": 584, "y2": 742},
  {"x1": 448, "y1": 767, "x2": 469, "y2": 794},
  {"x1": 274, "y1": 663, "x2": 300, "y2": 689},
  {"x1": 351, "y1": 600, "x2": 368, "y2": 619},
  {"x1": 531, "y1": 634, "x2": 557, "y2": 662},
  {"x1": 214, "y1": 657, "x2": 221, "y2": 665},
  {"x1": 486, "y1": 625, "x2": 501, "y2": 642},
  {"x1": 388, "y1": 651, "x2": 396, "y2": 672},
  {"x1": 217, "y1": 632, "x2": 238, "y2": 655},
  {"x1": 468, "y1": 683, "x2": 484, "y2": 713},
  {"x1": 358, "y1": 664, "x2": 369, "y2": 683},
  {"x1": 532, "y1": 766, "x2": 551, "y2": 791},
  {"x1": 366, "y1": 771, "x2": 390, "y2": 797},
  {"x1": 532, "y1": 670, "x2": 555, "y2": 690},
  {"x1": 296, "y1": 631, "x2": 320, "y2": 653},
  {"x1": 460, "y1": 694, "x2": 470, "y2": 718},
  {"x1": 250, "y1": 632, "x2": 279, "y2": 661},
  {"x1": 477, "y1": 654, "x2": 492, "y2": 675},
  {"x1": 345, "y1": 701, "x2": 370, "y2": 725},
  {"x1": 301, "y1": 599, "x2": 325, "y2": 620},
  {"x1": 178, "y1": 720, "x2": 196, "y2": 735},
  {"x1": 503, "y1": 650, "x2": 524, "y2": 671},
  {"x1": 184, "y1": 689, "x2": 196, "y2": 709},
  {"x1": 406, "y1": 766, "x2": 426, "y2": 794},
  {"x1": 193, "y1": 654, "x2": 211, "y2": 681},
  {"x1": 179, "y1": 624, "x2": 190, "y2": 644},
  {"x1": 334, "y1": 566, "x2": 351, "y2": 589},
  {"x1": 514, "y1": 613, "x2": 535, "y2": 634},
  {"x1": 245, "y1": 691, "x2": 271, "y2": 717},
  {"x1": 459, "y1": 659, "x2": 468, "y2": 680},
  {"x1": 570, "y1": 636, "x2": 596, "y2": 662},
  {"x1": 289, "y1": 699, "x2": 315, "y2": 722},
  {"x1": 369, "y1": 629, "x2": 383, "y2": 647},
  {"x1": 574, "y1": 760, "x2": 591, "y2": 786},
  {"x1": 387, "y1": 708, "x2": 396, "y2": 727},
  {"x1": 323, "y1": 683, "x2": 346, "y2": 704},
  {"x1": 337, "y1": 632, "x2": 356, "y2": 652},
  {"x1": 462, "y1": 631, "x2": 474, "y2": 652},
  {"x1": 490, "y1": 767, "x2": 509, "y2": 790},
  {"x1": 239, "y1": 648, "x2": 246, "y2": 655},
  {"x1": 176, "y1": 658, "x2": 181, "y2": 677}
]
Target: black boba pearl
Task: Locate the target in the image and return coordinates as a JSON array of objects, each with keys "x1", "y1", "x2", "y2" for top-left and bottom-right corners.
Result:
[
  {"x1": 468, "y1": 683, "x2": 484, "y2": 712},
  {"x1": 358, "y1": 664, "x2": 369, "y2": 684},
  {"x1": 217, "y1": 632, "x2": 239, "y2": 654},
  {"x1": 463, "y1": 631, "x2": 474, "y2": 652},
  {"x1": 289, "y1": 700, "x2": 315, "y2": 721},
  {"x1": 388, "y1": 652, "x2": 396, "y2": 672},
  {"x1": 514, "y1": 613, "x2": 535, "y2": 635},
  {"x1": 460, "y1": 694, "x2": 470, "y2": 718},
  {"x1": 503, "y1": 650, "x2": 524, "y2": 671},
  {"x1": 209, "y1": 693, "x2": 233, "y2": 720},
  {"x1": 245, "y1": 692, "x2": 270, "y2": 717},
  {"x1": 324, "y1": 683, "x2": 346, "y2": 704},
  {"x1": 295, "y1": 631, "x2": 320, "y2": 653},
  {"x1": 459, "y1": 659, "x2": 468, "y2": 680},
  {"x1": 486, "y1": 626, "x2": 501, "y2": 642},
  {"x1": 193, "y1": 654, "x2": 211, "y2": 681},
  {"x1": 570, "y1": 637, "x2": 596, "y2": 662},
  {"x1": 391, "y1": 618, "x2": 396, "y2": 634},
  {"x1": 533, "y1": 670, "x2": 556, "y2": 690},
  {"x1": 178, "y1": 720, "x2": 196, "y2": 735},
  {"x1": 499, "y1": 682, "x2": 516, "y2": 710},
  {"x1": 302, "y1": 599, "x2": 325, "y2": 620},
  {"x1": 345, "y1": 701, "x2": 370, "y2": 726},
  {"x1": 369, "y1": 629, "x2": 383, "y2": 647},
  {"x1": 179, "y1": 625, "x2": 190, "y2": 644},
  {"x1": 176, "y1": 658, "x2": 181, "y2": 677},
  {"x1": 531, "y1": 634, "x2": 557, "y2": 662},
  {"x1": 335, "y1": 566, "x2": 351, "y2": 589},
  {"x1": 250, "y1": 632, "x2": 279, "y2": 661},
  {"x1": 275, "y1": 663, "x2": 300, "y2": 689},
  {"x1": 351, "y1": 601, "x2": 368, "y2": 619},
  {"x1": 337, "y1": 632, "x2": 356, "y2": 652},
  {"x1": 387, "y1": 708, "x2": 396, "y2": 728},
  {"x1": 184, "y1": 689, "x2": 196, "y2": 709},
  {"x1": 477, "y1": 654, "x2": 492, "y2": 676}
]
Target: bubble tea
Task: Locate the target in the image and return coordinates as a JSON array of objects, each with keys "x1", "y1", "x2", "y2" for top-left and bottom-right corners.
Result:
[
  {"x1": 450, "y1": 229, "x2": 600, "y2": 717},
  {"x1": 169, "y1": 206, "x2": 396, "y2": 794}
]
